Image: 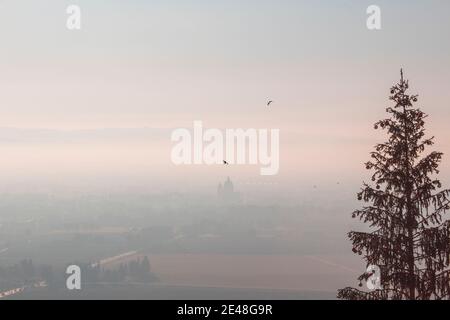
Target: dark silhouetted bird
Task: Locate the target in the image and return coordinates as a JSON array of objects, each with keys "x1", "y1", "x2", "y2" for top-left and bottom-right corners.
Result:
[
  {"x1": 223, "y1": 160, "x2": 229, "y2": 165},
  {"x1": 267, "y1": 100, "x2": 273, "y2": 106}
]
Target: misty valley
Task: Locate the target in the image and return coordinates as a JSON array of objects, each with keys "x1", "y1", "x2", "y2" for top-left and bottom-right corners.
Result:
[
  {"x1": 1, "y1": 0, "x2": 449, "y2": 306},
  {"x1": 0, "y1": 187, "x2": 359, "y2": 299}
]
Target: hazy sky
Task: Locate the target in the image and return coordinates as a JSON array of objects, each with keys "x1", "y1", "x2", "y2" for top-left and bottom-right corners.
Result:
[{"x1": 0, "y1": 0, "x2": 449, "y2": 195}]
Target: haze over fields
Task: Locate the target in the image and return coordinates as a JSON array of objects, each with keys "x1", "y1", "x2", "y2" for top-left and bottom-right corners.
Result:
[{"x1": 1, "y1": 0, "x2": 450, "y2": 299}]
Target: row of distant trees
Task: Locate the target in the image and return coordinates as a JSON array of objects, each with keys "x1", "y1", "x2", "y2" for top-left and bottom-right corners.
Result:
[
  {"x1": 0, "y1": 259, "x2": 53, "y2": 290},
  {"x1": 0, "y1": 256, "x2": 157, "y2": 291},
  {"x1": 80, "y1": 256, "x2": 157, "y2": 283}
]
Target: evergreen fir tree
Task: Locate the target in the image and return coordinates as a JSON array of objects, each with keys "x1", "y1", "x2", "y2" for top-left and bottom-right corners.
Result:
[{"x1": 338, "y1": 70, "x2": 450, "y2": 300}]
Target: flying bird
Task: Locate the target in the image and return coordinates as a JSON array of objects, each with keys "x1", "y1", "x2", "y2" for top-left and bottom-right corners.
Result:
[
  {"x1": 267, "y1": 100, "x2": 273, "y2": 106},
  {"x1": 223, "y1": 160, "x2": 229, "y2": 165}
]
